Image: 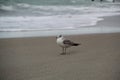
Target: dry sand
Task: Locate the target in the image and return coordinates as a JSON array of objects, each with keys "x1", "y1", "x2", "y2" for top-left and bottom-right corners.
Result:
[{"x1": 0, "y1": 33, "x2": 120, "y2": 80}]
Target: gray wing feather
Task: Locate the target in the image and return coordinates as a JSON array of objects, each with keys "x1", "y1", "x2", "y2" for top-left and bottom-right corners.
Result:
[
  {"x1": 63, "y1": 39, "x2": 80, "y2": 46},
  {"x1": 63, "y1": 40, "x2": 74, "y2": 45}
]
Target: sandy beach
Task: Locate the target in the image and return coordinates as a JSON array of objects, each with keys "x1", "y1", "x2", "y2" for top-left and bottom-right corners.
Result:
[
  {"x1": 0, "y1": 33, "x2": 120, "y2": 80},
  {"x1": 0, "y1": 14, "x2": 120, "y2": 80}
]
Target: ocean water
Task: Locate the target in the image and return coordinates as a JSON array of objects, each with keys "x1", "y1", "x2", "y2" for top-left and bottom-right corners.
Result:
[{"x1": 0, "y1": 0, "x2": 120, "y2": 38}]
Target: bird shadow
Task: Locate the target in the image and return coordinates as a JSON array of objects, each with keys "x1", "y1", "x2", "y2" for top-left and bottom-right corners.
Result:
[{"x1": 67, "y1": 50, "x2": 79, "y2": 55}]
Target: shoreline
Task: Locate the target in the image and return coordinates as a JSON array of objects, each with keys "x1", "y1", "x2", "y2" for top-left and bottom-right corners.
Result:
[
  {"x1": 95, "y1": 14, "x2": 120, "y2": 27},
  {"x1": 0, "y1": 14, "x2": 120, "y2": 39}
]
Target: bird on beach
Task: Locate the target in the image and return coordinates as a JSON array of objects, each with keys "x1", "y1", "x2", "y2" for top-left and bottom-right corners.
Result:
[{"x1": 56, "y1": 35, "x2": 80, "y2": 55}]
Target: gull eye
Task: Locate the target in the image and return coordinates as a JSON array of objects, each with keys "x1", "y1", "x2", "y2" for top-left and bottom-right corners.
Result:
[{"x1": 59, "y1": 35, "x2": 62, "y2": 37}]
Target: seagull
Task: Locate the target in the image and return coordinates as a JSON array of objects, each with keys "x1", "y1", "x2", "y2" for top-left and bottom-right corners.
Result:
[{"x1": 56, "y1": 35, "x2": 80, "y2": 55}]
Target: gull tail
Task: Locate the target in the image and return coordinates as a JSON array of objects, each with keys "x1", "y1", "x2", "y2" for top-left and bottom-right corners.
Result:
[{"x1": 72, "y1": 43, "x2": 80, "y2": 46}]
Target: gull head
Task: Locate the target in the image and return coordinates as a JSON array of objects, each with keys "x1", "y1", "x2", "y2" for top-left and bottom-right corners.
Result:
[{"x1": 56, "y1": 35, "x2": 63, "y2": 39}]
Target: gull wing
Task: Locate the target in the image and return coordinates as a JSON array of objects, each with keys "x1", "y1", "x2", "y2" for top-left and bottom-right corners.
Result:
[
  {"x1": 63, "y1": 39, "x2": 80, "y2": 46},
  {"x1": 63, "y1": 40, "x2": 74, "y2": 45}
]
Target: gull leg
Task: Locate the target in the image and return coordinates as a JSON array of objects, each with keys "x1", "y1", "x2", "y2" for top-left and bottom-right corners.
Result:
[
  {"x1": 61, "y1": 47, "x2": 65, "y2": 55},
  {"x1": 65, "y1": 48, "x2": 66, "y2": 54},
  {"x1": 63, "y1": 47, "x2": 64, "y2": 53}
]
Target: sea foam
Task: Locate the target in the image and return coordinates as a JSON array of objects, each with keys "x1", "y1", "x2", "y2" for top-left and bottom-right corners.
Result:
[{"x1": 0, "y1": 2, "x2": 120, "y2": 38}]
